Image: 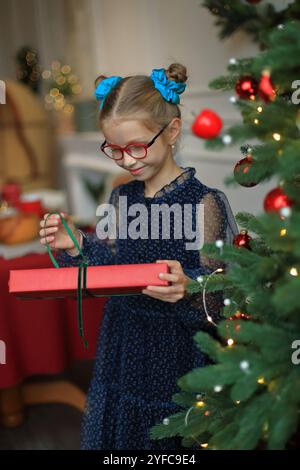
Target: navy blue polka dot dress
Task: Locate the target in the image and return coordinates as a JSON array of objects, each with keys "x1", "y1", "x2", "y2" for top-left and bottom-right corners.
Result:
[{"x1": 58, "y1": 166, "x2": 238, "y2": 450}]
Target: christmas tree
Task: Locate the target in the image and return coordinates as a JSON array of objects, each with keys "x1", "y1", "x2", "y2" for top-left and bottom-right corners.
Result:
[
  {"x1": 150, "y1": 6, "x2": 300, "y2": 450},
  {"x1": 202, "y1": 0, "x2": 300, "y2": 48}
]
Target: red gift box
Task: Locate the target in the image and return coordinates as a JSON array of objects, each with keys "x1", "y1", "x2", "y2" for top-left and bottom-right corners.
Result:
[{"x1": 9, "y1": 263, "x2": 170, "y2": 298}]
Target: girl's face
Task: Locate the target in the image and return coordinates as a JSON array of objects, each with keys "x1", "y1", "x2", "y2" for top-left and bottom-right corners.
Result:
[{"x1": 101, "y1": 118, "x2": 181, "y2": 181}]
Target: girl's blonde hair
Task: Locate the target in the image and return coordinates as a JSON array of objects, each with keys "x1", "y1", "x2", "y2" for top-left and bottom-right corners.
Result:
[{"x1": 94, "y1": 63, "x2": 188, "y2": 134}]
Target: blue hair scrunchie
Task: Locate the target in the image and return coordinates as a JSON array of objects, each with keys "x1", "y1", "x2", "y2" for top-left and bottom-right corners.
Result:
[
  {"x1": 150, "y1": 68, "x2": 186, "y2": 104},
  {"x1": 94, "y1": 76, "x2": 123, "y2": 109}
]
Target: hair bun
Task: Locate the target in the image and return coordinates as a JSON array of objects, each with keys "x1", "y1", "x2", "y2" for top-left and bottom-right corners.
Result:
[
  {"x1": 165, "y1": 63, "x2": 188, "y2": 84},
  {"x1": 94, "y1": 74, "x2": 108, "y2": 89}
]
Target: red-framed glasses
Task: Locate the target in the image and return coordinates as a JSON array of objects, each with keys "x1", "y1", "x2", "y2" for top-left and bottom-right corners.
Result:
[{"x1": 100, "y1": 122, "x2": 170, "y2": 160}]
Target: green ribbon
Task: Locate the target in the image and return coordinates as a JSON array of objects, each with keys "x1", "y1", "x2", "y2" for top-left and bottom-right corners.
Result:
[
  {"x1": 44, "y1": 212, "x2": 142, "y2": 349},
  {"x1": 44, "y1": 211, "x2": 89, "y2": 349}
]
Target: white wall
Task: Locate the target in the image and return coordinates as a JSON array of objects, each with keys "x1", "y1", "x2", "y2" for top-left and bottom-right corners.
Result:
[{"x1": 0, "y1": 0, "x2": 281, "y2": 216}]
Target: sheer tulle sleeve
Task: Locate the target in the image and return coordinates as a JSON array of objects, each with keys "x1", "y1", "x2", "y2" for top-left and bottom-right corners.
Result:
[
  {"x1": 182, "y1": 189, "x2": 238, "y2": 325},
  {"x1": 184, "y1": 189, "x2": 238, "y2": 280},
  {"x1": 55, "y1": 186, "x2": 120, "y2": 267}
]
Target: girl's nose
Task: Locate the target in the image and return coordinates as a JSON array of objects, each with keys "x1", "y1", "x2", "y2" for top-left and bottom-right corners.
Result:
[{"x1": 122, "y1": 151, "x2": 136, "y2": 168}]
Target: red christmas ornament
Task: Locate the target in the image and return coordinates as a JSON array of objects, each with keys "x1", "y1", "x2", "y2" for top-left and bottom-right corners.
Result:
[
  {"x1": 233, "y1": 230, "x2": 252, "y2": 250},
  {"x1": 246, "y1": 0, "x2": 262, "y2": 4},
  {"x1": 259, "y1": 70, "x2": 276, "y2": 103},
  {"x1": 264, "y1": 187, "x2": 293, "y2": 213},
  {"x1": 235, "y1": 75, "x2": 258, "y2": 100},
  {"x1": 191, "y1": 108, "x2": 223, "y2": 139},
  {"x1": 234, "y1": 155, "x2": 258, "y2": 187}
]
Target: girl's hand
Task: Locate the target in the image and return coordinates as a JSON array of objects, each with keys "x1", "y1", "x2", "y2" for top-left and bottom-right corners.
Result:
[
  {"x1": 39, "y1": 212, "x2": 82, "y2": 255},
  {"x1": 142, "y1": 260, "x2": 190, "y2": 303}
]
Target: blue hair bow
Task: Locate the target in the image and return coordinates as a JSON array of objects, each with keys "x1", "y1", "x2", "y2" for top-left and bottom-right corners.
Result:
[
  {"x1": 95, "y1": 76, "x2": 123, "y2": 109},
  {"x1": 150, "y1": 68, "x2": 186, "y2": 104}
]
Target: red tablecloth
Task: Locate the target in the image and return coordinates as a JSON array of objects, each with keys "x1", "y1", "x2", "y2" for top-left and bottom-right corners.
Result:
[{"x1": 0, "y1": 252, "x2": 107, "y2": 389}]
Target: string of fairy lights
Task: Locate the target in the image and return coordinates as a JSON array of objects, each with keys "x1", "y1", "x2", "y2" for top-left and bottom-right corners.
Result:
[{"x1": 162, "y1": 227, "x2": 299, "y2": 448}]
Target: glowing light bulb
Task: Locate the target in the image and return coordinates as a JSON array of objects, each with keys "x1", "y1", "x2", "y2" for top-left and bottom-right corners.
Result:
[
  {"x1": 273, "y1": 133, "x2": 281, "y2": 141},
  {"x1": 196, "y1": 401, "x2": 205, "y2": 408}
]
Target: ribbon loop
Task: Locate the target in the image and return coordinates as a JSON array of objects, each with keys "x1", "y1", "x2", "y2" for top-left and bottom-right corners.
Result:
[{"x1": 44, "y1": 211, "x2": 89, "y2": 348}]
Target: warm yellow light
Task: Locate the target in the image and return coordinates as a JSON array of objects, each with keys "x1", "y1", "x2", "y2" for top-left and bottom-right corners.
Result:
[
  {"x1": 61, "y1": 65, "x2": 71, "y2": 74},
  {"x1": 63, "y1": 104, "x2": 74, "y2": 114},
  {"x1": 56, "y1": 76, "x2": 66, "y2": 85},
  {"x1": 280, "y1": 229, "x2": 287, "y2": 236},
  {"x1": 55, "y1": 94, "x2": 65, "y2": 103},
  {"x1": 72, "y1": 84, "x2": 82, "y2": 95},
  {"x1": 42, "y1": 70, "x2": 51, "y2": 79},
  {"x1": 196, "y1": 401, "x2": 205, "y2": 408},
  {"x1": 227, "y1": 338, "x2": 234, "y2": 347},
  {"x1": 254, "y1": 119, "x2": 259, "y2": 124},
  {"x1": 68, "y1": 74, "x2": 78, "y2": 84},
  {"x1": 236, "y1": 400, "x2": 241, "y2": 405},
  {"x1": 290, "y1": 267, "x2": 298, "y2": 277},
  {"x1": 201, "y1": 443, "x2": 209, "y2": 448},
  {"x1": 54, "y1": 101, "x2": 64, "y2": 111},
  {"x1": 257, "y1": 377, "x2": 265, "y2": 384},
  {"x1": 50, "y1": 88, "x2": 60, "y2": 98},
  {"x1": 257, "y1": 106, "x2": 263, "y2": 113},
  {"x1": 216, "y1": 268, "x2": 224, "y2": 273},
  {"x1": 273, "y1": 133, "x2": 281, "y2": 141}
]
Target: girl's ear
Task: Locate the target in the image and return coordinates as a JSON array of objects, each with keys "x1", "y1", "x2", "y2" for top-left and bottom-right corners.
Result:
[{"x1": 168, "y1": 118, "x2": 181, "y2": 145}]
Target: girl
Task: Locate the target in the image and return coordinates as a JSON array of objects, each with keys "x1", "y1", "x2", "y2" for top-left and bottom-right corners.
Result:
[{"x1": 40, "y1": 63, "x2": 238, "y2": 450}]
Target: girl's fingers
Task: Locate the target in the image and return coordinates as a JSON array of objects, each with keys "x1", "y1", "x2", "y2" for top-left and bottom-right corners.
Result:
[
  {"x1": 39, "y1": 227, "x2": 58, "y2": 237},
  {"x1": 40, "y1": 217, "x2": 68, "y2": 229},
  {"x1": 41, "y1": 212, "x2": 67, "y2": 227},
  {"x1": 145, "y1": 285, "x2": 183, "y2": 294},
  {"x1": 43, "y1": 212, "x2": 65, "y2": 219},
  {"x1": 40, "y1": 218, "x2": 59, "y2": 228},
  {"x1": 40, "y1": 235, "x2": 55, "y2": 245},
  {"x1": 158, "y1": 272, "x2": 179, "y2": 283}
]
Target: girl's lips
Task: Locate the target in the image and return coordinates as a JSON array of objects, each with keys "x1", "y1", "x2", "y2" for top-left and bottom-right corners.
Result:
[{"x1": 129, "y1": 166, "x2": 145, "y2": 175}]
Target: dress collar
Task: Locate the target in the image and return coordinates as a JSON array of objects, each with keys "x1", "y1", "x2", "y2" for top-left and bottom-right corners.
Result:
[{"x1": 138, "y1": 166, "x2": 196, "y2": 200}]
